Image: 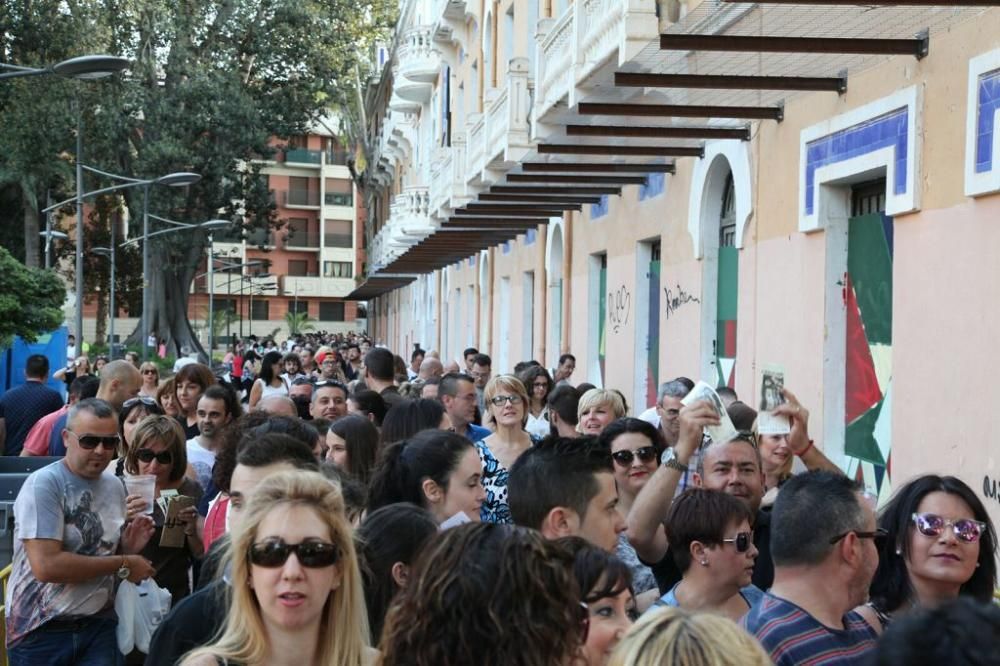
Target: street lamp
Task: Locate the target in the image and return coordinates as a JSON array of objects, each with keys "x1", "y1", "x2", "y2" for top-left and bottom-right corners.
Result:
[
  {"x1": 1, "y1": 54, "x2": 130, "y2": 349},
  {"x1": 39, "y1": 230, "x2": 69, "y2": 269},
  {"x1": 243, "y1": 274, "x2": 276, "y2": 340}
]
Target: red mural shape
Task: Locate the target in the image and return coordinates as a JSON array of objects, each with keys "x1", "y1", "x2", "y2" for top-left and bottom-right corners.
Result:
[{"x1": 845, "y1": 277, "x2": 883, "y2": 424}]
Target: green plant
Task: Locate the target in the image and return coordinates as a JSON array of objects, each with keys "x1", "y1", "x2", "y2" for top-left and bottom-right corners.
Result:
[{"x1": 284, "y1": 311, "x2": 316, "y2": 336}]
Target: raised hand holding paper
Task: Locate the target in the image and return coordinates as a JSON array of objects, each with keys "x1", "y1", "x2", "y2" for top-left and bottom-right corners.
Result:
[
  {"x1": 681, "y1": 380, "x2": 737, "y2": 443},
  {"x1": 758, "y1": 365, "x2": 790, "y2": 435}
]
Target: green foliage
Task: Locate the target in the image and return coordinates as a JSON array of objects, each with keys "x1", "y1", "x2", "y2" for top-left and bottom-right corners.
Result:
[
  {"x1": 284, "y1": 310, "x2": 316, "y2": 336},
  {"x1": 0, "y1": 245, "x2": 66, "y2": 348}
]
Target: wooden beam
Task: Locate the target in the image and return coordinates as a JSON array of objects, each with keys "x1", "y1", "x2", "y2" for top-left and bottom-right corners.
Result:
[
  {"x1": 464, "y1": 203, "x2": 581, "y2": 212},
  {"x1": 521, "y1": 162, "x2": 676, "y2": 173},
  {"x1": 491, "y1": 185, "x2": 622, "y2": 195},
  {"x1": 578, "y1": 101, "x2": 783, "y2": 121},
  {"x1": 506, "y1": 174, "x2": 647, "y2": 185},
  {"x1": 615, "y1": 71, "x2": 847, "y2": 93},
  {"x1": 539, "y1": 143, "x2": 704, "y2": 157},
  {"x1": 449, "y1": 215, "x2": 551, "y2": 225},
  {"x1": 566, "y1": 124, "x2": 750, "y2": 140},
  {"x1": 479, "y1": 193, "x2": 604, "y2": 204},
  {"x1": 660, "y1": 33, "x2": 928, "y2": 58}
]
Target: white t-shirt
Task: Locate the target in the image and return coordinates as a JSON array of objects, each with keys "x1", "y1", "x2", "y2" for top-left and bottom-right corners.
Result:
[{"x1": 186, "y1": 438, "x2": 216, "y2": 493}]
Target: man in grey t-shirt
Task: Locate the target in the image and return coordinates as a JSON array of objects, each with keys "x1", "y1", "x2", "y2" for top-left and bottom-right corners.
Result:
[{"x1": 6, "y1": 398, "x2": 155, "y2": 665}]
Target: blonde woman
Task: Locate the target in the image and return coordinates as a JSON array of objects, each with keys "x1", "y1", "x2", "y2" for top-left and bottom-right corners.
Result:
[
  {"x1": 577, "y1": 388, "x2": 627, "y2": 436},
  {"x1": 608, "y1": 607, "x2": 771, "y2": 666},
  {"x1": 138, "y1": 362, "x2": 160, "y2": 398},
  {"x1": 475, "y1": 375, "x2": 534, "y2": 524},
  {"x1": 180, "y1": 470, "x2": 373, "y2": 666}
]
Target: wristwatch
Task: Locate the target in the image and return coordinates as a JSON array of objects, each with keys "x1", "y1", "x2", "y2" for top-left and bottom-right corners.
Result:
[
  {"x1": 661, "y1": 447, "x2": 689, "y2": 473},
  {"x1": 116, "y1": 556, "x2": 130, "y2": 581}
]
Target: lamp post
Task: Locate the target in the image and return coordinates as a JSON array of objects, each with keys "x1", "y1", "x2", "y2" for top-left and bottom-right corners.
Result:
[
  {"x1": 199, "y1": 256, "x2": 264, "y2": 365},
  {"x1": 92, "y1": 246, "x2": 115, "y2": 355}
]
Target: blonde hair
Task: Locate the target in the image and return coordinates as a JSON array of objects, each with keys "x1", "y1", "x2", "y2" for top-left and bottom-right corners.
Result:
[
  {"x1": 576, "y1": 388, "x2": 626, "y2": 432},
  {"x1": 139, "y1": 362, "x2": 159, "y2": 380},
  {"x1": 608, "y1": 607, "x2": 772, "y2": 666},
  {"x1": 753, "y1": 418, "x2": 794, "y2": 482},
  {"x1": 483, "y1": 375, "x2": 530, "y2": 427},
  {"x1": 182, "y1": 470, "x2": 370, "y2": 665}
]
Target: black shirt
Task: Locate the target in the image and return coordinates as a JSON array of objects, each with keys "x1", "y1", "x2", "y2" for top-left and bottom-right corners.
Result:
[{"x1": 144, "y1": 579, "x2": 228, "y2": 666}]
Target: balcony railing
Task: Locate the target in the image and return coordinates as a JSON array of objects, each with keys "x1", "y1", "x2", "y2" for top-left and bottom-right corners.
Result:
[
  {"x1": 535, "y1": 6, "x2": 576, "y2": 122},
  {"x1": 326, "y1": 149, "x2": 350, "y2": 166},
  {"x1": 482, "y1": 58, "x2": 532, "y2": 173},
  {"x1": 284, "y1": 148, "x2": 323, "y2": 165},
  {"x1": 466, "y1": 113, "x2": 486, "y2": 185},
  {"x1": 285, "y1": 231, "x2": 321, "y2": 249},
  {"x1": 282, "y1": 190, "x2": 321, "y2": 207},
  {"x1": 395, "y1": 26, "x2": 440, "y2": 103},
  {"x1": 325, "y1": 192, "x2": 353, "y2": 207}
]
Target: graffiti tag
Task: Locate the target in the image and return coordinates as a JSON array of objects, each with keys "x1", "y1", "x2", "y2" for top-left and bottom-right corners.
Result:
[
  {"x1": 983, "y1": 475, "x2": 1000, "y2": 508},
  {"x1": 608, "y1": 285, "x2": 631, "y2": 334},
  {"x1": 664, "y1": 285, "x2": 700, "y2": 321}
]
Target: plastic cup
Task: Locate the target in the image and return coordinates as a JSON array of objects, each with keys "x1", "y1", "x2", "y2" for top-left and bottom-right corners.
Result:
[{"x1": 124, "y1": 474, "x2": 156, "y2": 515}]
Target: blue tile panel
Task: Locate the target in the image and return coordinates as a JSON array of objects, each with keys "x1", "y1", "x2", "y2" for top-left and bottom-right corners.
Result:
[
  {"x1": 524, "y1": 229, "x2": 536, "y2": 245},
  {"x1": 590, "y1": 195, "x2": 609, "y2": 219},
  {"x1": 639, "y1": 172, "x2": 665, "y2": 201},
  {"x1": 804, "y1": 108, "x2": 908, "y2": 216},
  {"x1": 501, "y1": 241, "x2": 511, "y2": 254},
  {"x1": 468, "y1": 255, "x2": 476, "y2": 267},
  {"x1": 976, "y1": 69, "x2": 1000, "y2": 174}
]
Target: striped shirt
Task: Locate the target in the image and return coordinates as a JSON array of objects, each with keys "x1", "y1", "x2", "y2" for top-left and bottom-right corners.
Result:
[{"x1": 741, "y1": 593, "x2": 878, "y2": 666}]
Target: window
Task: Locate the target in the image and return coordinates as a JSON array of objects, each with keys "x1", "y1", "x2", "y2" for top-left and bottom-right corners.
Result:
[
  {"x1": 325, "y1": 179, "x2": 353, "y2": 207},
  {"x1": 215, "y1": 298, "x2": 237, "y2": 314},
  {"x1": 289, "y1": 301, "x2": 310, "y2": 316},
  {"x1": 324, "y1": 219, "x2": 352, "y2": 248},
  {"x1": 250, "y1": 300, "x2": 269, "y2": 320},
  {"x1": 288, "y1": 260, "x2": 309, "y2": 276},
  {"x1": 320, "y1": 302, "x2": 346, "y2": 321},
  {"x1": 285, "y1": 218, "x2": 318, "y2": 247},
  {"x1": 323, "y1": 261, "x2": 353, "y2": 278},
  {"x1": 287, "y1": 177, "x2": 318, "y2": 206}
]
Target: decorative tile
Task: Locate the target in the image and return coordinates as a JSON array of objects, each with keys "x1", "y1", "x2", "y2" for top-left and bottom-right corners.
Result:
[
  {"x1": 590, "y1": 195, "x2": 609, "y2": 219},
  {"x1": 639, "y1": 172, "x2": 665, "y2": 201},
  {"x1": 524, "y1": 229, "x2": 536, "y2": 245}
]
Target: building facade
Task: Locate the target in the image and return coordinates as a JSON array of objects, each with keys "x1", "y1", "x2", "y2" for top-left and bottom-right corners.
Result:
[{"x1": 357, "y1": 0, "x2": 1000, "y2": 526}]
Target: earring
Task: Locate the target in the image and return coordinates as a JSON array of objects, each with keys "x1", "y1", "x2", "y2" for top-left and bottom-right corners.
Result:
[
  {"x1": 700, "y1": 560, "x2": 708, "y2": 566},
  {"x1": 895, "y1": 548, "x2": 902, "y2": 556}
]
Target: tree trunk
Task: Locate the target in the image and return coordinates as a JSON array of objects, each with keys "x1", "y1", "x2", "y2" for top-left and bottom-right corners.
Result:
[
  {"x1": 22, "y1": 188, "x2": 40, "y2": 268},
  {"x1": 94, "y1": 291, "x2": 108, "y2": 347}
]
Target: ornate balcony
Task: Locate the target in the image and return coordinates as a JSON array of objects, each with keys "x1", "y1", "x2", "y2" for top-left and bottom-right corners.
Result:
[
  {"x1": 395, "y1": 26, "x2": 441, "y2": 103},
  {"x1": 369, "y1": 187, "x2": 434, "y2": 272},
  {"x1": 482, "y1": 58, "x2": 533, "y2": 176}
]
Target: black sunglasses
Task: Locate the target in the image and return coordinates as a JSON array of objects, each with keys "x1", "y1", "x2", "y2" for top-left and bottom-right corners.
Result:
[
  {"x1": 611, "y1": 447, "x2": 658, "y2": 467},
  {"x1": 248, "y1": 540, "x2": 340, "y2": 568},
  {"x1": 734, "y1": 430, "x2": 759, "y2": 448},
  {"x1": 313, "y1": 380, "x2": 348, "y2": 391},
  {"x1": 123, "y1": 396, "x2": 158, "y2": 409},
  {"x1": 829, "y1": 527, "x2": 888, "y2": 544},
  {"x1": 71, "y1": 432, "x2": 120, "y2": 450},
  {"x1": 136, "y1": 448, "x2": 173, "y2": 465},
  {"x1": 722, "y1": 531, "x2": 754, "y2": 553}
]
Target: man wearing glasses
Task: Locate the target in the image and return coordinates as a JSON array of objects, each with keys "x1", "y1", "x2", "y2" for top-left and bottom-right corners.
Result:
[
  {"x1": 6, "y1": 398, "x2": 156, "y2": 665},
  {"x1": 742, "y1": 470, "x2": 881, "y2": 665}
]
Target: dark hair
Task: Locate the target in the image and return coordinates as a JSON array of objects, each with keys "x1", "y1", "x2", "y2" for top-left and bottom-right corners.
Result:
[
  {"x1": 25, "y1": 354, "x2": 49, "y2": 379},
  {"x1": 380, "y1": 399, "x2": 446, "y2": 447},
  {"x1": 367, "y1": 430, "x2": 474, "y2": 514},
  {"x1": 318, "y1": 461, "x2": 367, "y2": 524},
  {"x1": 598, "y1": 417, "x2": 666, "y2": 456},
  {"x1": 364, "y1": 347, "x2": 395, "y2": 381},
  {"x1": 329, "y1": 414, "x2": 380, "y2": 485},
  {"x1": 257, "y1": 350, "x2": 283, "y2": 385},
  {"x1": 349, "y1": 389, "x2": 388, "y2": 427},
  {"x1": 870, "y1": 475, "x2": 998, "y2": 612},
  {"x1": 174, "y1": 362, "x2": 216, "y2": 392},
  {"x1": 471, "y1": 353, "x2": 491, "y2": 368},
  {"x1": 727, "y1": 401, "x2": 757, "y2": 431},
  {"x1": 201, "y1": 384, "x2": 242, "y2": 419},
  {"x1": 70, "y1": 375, "x2": 100, "y2": 401},
  {"x1": 518, "y1": 365, "x2": 553, "y2": 404},
  {"x1": 355, "y1": 503, "x2": 438, "y2": 643},
  {"x1": 576, "y1": 382, "x2": 596, "y2": 394},
  {"x1": 119, "y1": 396, "x2": 165, "y2": 445},
  {"x1": 378, "y1": 523, "x2": 583, "y2": 666},
  {"x1": 410, "y1": 348, "x2": 425, "y2": 362},
  {"x1": 666, "y1": 488, "x2": 753, "y2": 572},
  {"x1": 463, "y1": 347, "x2": 479, "y2": 359},
  {"x1": 212, "y1": 413, "x2": 319, "y2": 493},
  {"x1": 558, "y1": 353, "x2": 576, "y2": 366},
  {"x1": 281, "y1": 352, "x2": 302, "y2": 372},
  {"x1": 234, "y1": 432, "x2": 319, "y2": 472},
  {"x1": 508, "y1": 436, "x2": 613, "y2": 531},
  {"x1": 716, "y1": 386, "x2": 738, "y2": 404},
  {"x1": 874, "y1": 597, "x2": 1000, "y2": 666},
  {"x1": 547, "y1": 384, "x2": 581, "y2": 427},
  {"x1": 557, "y1": 536, "x2": 633, "y2": 604},
  {"x1": 770, "y1": 470, "x2": 865, "y2": 566},
  {"x1": 438, "y1": 372, "x2": 474, "y2": 399}
]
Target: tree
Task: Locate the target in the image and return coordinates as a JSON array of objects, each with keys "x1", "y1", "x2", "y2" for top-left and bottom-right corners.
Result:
[
  {"x1": 284, "y1": 311, "x2": 316, "y2": 336},
  {"x1": 0, "y1": 0, "x2": 395, "y2": 354},
  {"x1": 0, "y1": 246, "x2": 66, "y2": 348}
]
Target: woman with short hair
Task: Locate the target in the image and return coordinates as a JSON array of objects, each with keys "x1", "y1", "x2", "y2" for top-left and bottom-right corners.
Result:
[
  {"x1": 577, "y1": 389, "x2": 627, "y2": 436},
  {"x1": 138, "y1": 362, "x2": 160, "y2": 398},
  {"x1": 475, "y1": 375, "x2": 534, "y2": 524}
]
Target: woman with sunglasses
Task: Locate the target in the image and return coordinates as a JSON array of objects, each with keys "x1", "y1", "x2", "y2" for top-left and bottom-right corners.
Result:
[
  {"x1": 657, "y1": 488, "x2": 762, "y2": 622},
  {"x1": 558, "y1": 537, "x2": 636, "y2": 666},
  {"x1": 474, "y1": 375, "x2": 534, "y2": 524},
  {"x1": 249, "y1": 351, "x2": 289, "y2": 410},
  {"x1": 122, "y1": 415, "x2": 204, "y2": 605},
  {"x1": 598, "y1": 418, "x2": 664, "y2": 597},
  {"x1": 138, "y1": 362, "x2": 160, "y2": 398},
  {"x1": 858, "y1": 474, "x2": 997, "y2": 632},
  {"x1": 518, "y1": 365, "x2": 555, "y2": 440},
  {"x1": 180, "y1": 470, "x2": 372, "y2": 666},
  {"x1": 378, "y1": 523, "x2": 584, "y2": 666}
]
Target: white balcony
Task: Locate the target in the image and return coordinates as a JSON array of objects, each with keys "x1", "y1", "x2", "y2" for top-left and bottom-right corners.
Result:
[
  {"x1": 465, "y1": 113, "x2": 486, "y2": 186},
  {"x1": 533, "y1": 0, "x2": 657, "y2": 128},
  {"x1": 283, "y1": 275, "x2": 355, "y2": 299},
  {"x1": 368, "y1": 186, "x2": 435, "y2": 272},
  {"x1": 395, "y1": 26, "x2": 441, "y2": 103},
  {"x1": 482, "y1": 58, "x2": 533, "y2": 176},
  {"x1": 431, "y1": 0, "x2": 470, "y2": 46}
]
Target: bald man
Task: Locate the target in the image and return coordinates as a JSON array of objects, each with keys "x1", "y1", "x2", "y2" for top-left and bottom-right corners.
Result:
[
  {"x1": 418, "y1": 357, "x2": 444, "y2": 381},
  {"x1": 255, "y1": 395, "x2": 298, "y2": 418},
  {"x1": 45, "y1": 360, "x2": 140, "y2": 456}
]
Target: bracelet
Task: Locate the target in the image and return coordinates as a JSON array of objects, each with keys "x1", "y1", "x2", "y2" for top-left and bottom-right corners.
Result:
[{"x1": 798, "y1": 439, "x2": 814, "y2": 457}]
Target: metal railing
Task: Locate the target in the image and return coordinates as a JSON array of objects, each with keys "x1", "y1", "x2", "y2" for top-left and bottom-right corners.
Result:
[
  {"x1": 284, "y1": 148, "x2": 323, "y2": 165},
  {"x1": 282, "y1": 190, "x2": 321, "y2": 207}
]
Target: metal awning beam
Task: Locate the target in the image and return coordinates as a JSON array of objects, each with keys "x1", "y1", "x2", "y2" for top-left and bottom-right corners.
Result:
[
  {"x1": 506, "y1": 173, "x2": 648, "y2": 185},
  {"x1": 615, "y1": 71, "x2": 847, "y2": 93},
  {"x1": 450, "y1": 215, "x2": 551, "y2": 224},
  {"x1": 491, "y1": 185, "x2": 622, "y2": 195},
  {"x1": 659, "y1": 33, "x2": 929, "y2": 59},
  {"x1": 539, "y1": 143, "x2": 704, "y2": 157},
  {"x1": 464, "y1": 203, "x2": 582, "y2": 212},
  {"x1": 479, "y1": 193, "x2": 604, "y2": 204},
  {"x1": 521, "y1": 162, "x2": 676, "y2": 173},
  {"x1": 578, "y1": 102, "x2": 784, "y2": 120},
  {"x1": 566, "y1": 124, "x2": 750, "y2": 141}
]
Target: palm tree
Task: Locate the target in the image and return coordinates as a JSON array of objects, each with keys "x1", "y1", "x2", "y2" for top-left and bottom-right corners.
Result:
[{"x1": 284, "y1": 310, "x2": 316, "y2": 336}]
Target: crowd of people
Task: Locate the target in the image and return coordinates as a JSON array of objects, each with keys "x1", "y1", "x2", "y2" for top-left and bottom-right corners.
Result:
[{"x1": 0, "y1": 332, "x2": 997, "y2": 666}]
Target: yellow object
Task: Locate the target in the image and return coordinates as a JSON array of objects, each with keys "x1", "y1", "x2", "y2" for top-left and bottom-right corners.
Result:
[{"x1": 0, "y1": 563, "x2": 10, "y2": 666}]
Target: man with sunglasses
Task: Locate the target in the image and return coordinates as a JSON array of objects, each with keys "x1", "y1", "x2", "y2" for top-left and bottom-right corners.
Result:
[
  {"x1": 742, "y1": 470, "x2": 880, "y2": 665},
  {"x1": 6, "y1": 398, "x2": 156, "y2": 665}
]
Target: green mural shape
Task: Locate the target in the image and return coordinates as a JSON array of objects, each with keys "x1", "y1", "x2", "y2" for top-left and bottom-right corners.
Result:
[
  {"x1": 847, "y1": 215, "x2": 893, "y2": 346},
  {"x1": 845, "y1": 396, "x2": 887, "y2": 465}
]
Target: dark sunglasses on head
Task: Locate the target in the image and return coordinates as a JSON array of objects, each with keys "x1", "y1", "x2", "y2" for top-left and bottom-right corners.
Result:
[
  {"x1": 611, "y1": 446, "x2": 658, "y2": 467},
  {"x1": 722, "y1": 531, "x2": 754, "y2": 553},
  {"x1": 123, "y1": 396, "x2": 158, "y2": 409},
  {"x1": 313, "y1": 380, "x2": 347, "y2": 391},
  {"x1": 733, "y1": 430, "x2": 759, "y2": 448},
  {"x1": 248, "y1": 540, "x2": 340, "y2": 568},
  {"x1": 136, "y1": 448, "x2": 173, "y2": 465},
  {"x1": 72, "y1": 432, "x2": 120, "y2": 450},
  {"x1": 829, "y1": 527, "x2": 888, "y2": 544},
  {"x1": 912, "y1": 512, "x2": 987, "y2": 543}
]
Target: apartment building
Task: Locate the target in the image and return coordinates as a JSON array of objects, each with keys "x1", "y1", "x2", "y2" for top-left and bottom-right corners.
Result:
[{"x1": 355, "y1": 0, "x2": 1000, "y2": 527}]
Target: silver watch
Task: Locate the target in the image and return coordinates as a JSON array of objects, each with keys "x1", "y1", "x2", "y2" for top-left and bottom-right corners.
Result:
[{"x1": 661, "y1": 447, "x2": 689, "y2": 472}]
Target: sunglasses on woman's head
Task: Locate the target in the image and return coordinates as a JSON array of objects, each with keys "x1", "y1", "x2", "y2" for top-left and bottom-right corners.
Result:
[
  {"x1": 912, "y1": 512, "x2": 986, "y2": 543},
  {"x1": 248, "y1": 540, "x2": 340, "y2": 568},
  {"x1": 123, "y1": 396, "x2": 158, "y2": 408},
  {"x1": 722, "y1": 531, "x2": 754, "y2": 553},
  {"x1": 136, "y1": 448, "x2": 173, "y2": 465},
  {"x1": 611, "y1": 447, "x2": 658, "y2": 467}
]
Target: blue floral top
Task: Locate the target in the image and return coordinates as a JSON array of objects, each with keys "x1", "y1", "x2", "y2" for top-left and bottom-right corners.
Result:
[{"x1": 475, "y1": 437, "x2": 538, "y2": 524}]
